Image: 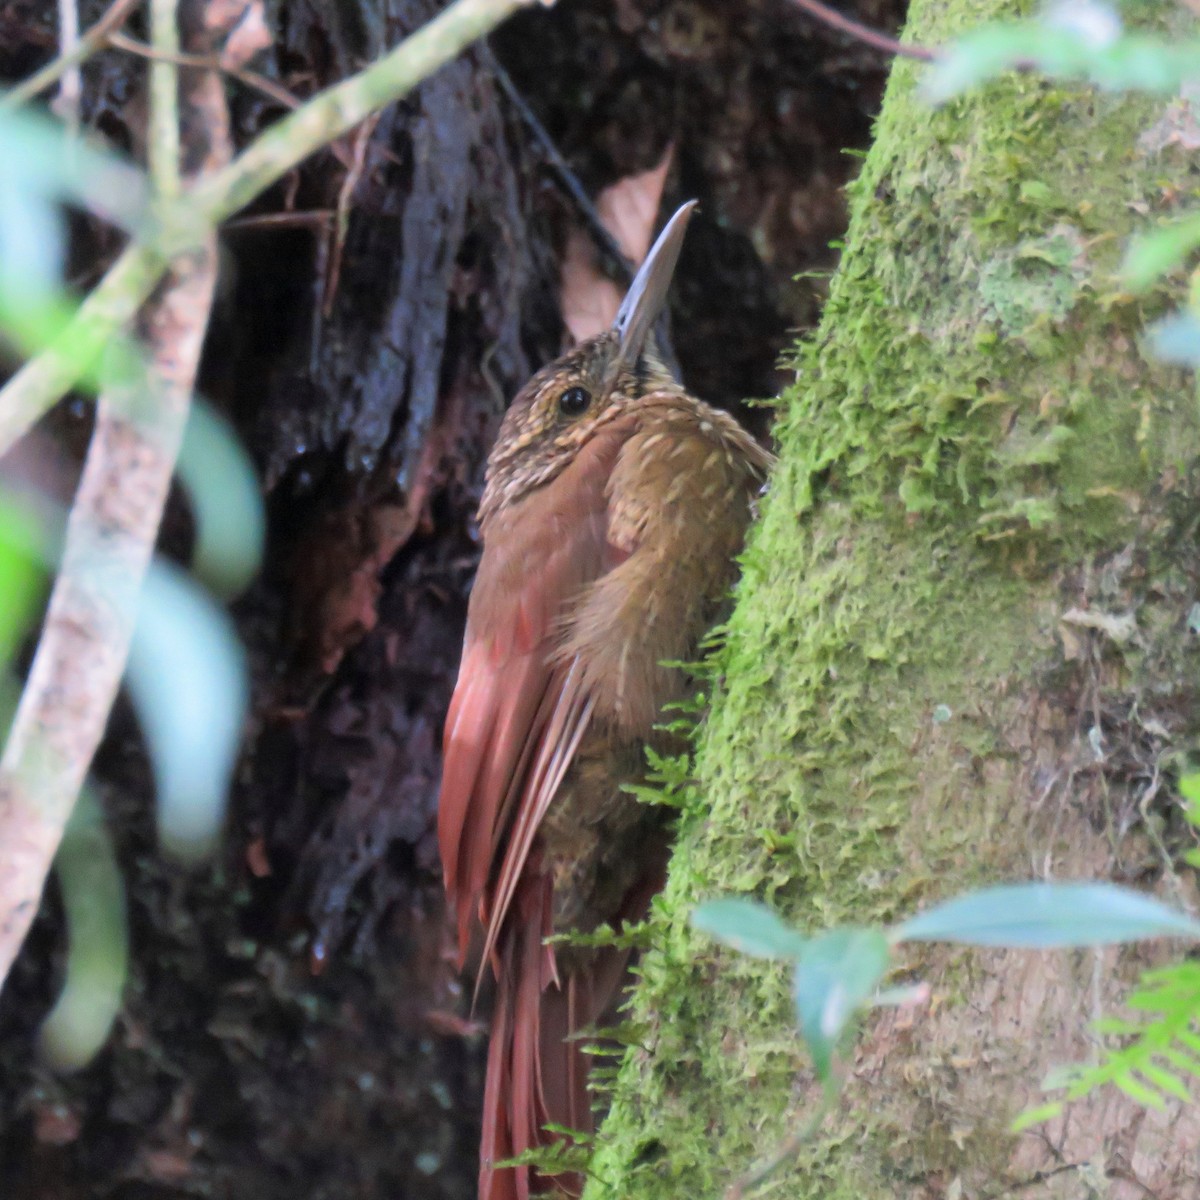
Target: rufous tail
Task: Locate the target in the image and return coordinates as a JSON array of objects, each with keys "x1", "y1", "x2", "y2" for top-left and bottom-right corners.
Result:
[{"x1": 481, "y1": 875, "x2": 632, "y2": 1200}]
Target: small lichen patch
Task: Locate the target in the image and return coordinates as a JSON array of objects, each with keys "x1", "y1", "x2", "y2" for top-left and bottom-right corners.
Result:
[{"x1": 979, "y1": 224, "x2": 1089, "y2": 336}]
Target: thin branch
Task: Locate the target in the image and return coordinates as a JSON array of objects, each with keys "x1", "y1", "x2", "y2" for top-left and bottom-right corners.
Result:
[
  {"x1": 492, "y1": 56, "x2": 632, "y2": 285},
  {"x1": 0, "y1": 0, "x2": 538, "y2": 459},
  {"x1": 0, "y1": 0, "x2": 142, "y2": 112},
  {"x1": 322, "y1": 113, "x2": 380, "y2": 315},
  {"x1": 788, "y1": 0, "x2": 938, "y2": 62},
  {"x1": 106, "y1": 30, "x2": 304, "y2": 112},
  {"x1": 0, "y1": 0, "x2": 232, "y2": 989},
  {"x1": 0, "y1": 242, "x2": 167, "y2": 458},
  {"x1": 149, "y1": 0, "x2": 182, "y2": 199},
  {"x1": 52, "y1": 0, "x2": 83, "y2": 130},
  {"x1": 0, "y1": 252, "x2": 218, "y2": 985}
]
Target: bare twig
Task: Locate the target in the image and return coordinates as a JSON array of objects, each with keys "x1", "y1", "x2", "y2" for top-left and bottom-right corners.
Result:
[
  {"x1": 0, "y1": 242, "x2": 167, "y2": 457},
  {"x1": 149, "y1": 0, "x2": 182, "y2": 199},
  {"x1": 492, "y1": 56, "x2": 632, "y2": 285},
  {"x1": 322, "y1": 113, "x2": 379, "y2": 315},
  {"x1": 0, "y1": 259, "x2": 217, "y2": 985},
  {"x1": 788, "y1": 0, "x2": 938, "y2": 62},
  {"x1": 222, "y1": 209, "x2": 335, "y2": 231},
  {"x1": 0, "y1": 0, "x2": 229, "y2": 987},
  {"x1": 189, "y1": 0, "x2": 535, "y2": 221},
  {"x1": 107, "y1": 30, "x2": 305, "y2": 113},
  {"x1": 0, "y1": 0, "x2": 142, "y2": 111},
  {"x1": 0, "y1": 0, "x2": 538, "y2": 459},
  {"x1": 52, "y1": 0, "x2": 83, "y2": 130}
]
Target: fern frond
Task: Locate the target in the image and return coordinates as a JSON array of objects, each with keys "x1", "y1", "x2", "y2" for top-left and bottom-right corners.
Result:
[
  {"x1": 1045, "y1": 960, "x2": 1200, "y2": 1112},
  {"x1": 1019, "y1": 959, "x2": 1200, "y2": 1128}
]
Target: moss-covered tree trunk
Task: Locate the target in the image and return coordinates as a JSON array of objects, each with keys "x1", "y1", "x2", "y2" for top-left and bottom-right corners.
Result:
[{"x1": 590, "y1": 1, "x2": 1200, "y2": 1196}]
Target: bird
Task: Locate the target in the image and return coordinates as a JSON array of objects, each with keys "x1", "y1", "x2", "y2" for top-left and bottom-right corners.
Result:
[{"x1": 438, "y1": 202, "x2": 773, "y2": 1200}]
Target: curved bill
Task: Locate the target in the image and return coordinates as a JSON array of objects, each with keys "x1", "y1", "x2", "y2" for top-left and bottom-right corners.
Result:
[{"x1": 610, "y1": 200, "x2": 698, "y2": 377}]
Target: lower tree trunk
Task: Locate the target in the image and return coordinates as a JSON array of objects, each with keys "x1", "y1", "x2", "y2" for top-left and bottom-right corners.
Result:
[{"x1": 590, "y1": 1, "x2": 1200, "y2": 1196}]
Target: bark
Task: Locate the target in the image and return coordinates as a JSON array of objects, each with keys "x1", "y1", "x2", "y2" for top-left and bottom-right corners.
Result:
[{"x1": 590, "y1": 2, "x2": 1200, "y2": 1198}]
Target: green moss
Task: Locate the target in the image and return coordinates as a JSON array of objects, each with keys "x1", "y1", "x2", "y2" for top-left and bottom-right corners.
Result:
[{"x1": 587, "y1": 1, "x2": 1200, "y2": 1196}]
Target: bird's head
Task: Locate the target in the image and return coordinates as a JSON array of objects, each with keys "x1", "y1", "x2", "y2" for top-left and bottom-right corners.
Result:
[{"x1": 481, "y1": 202, "x2": 697, "y2": 520}]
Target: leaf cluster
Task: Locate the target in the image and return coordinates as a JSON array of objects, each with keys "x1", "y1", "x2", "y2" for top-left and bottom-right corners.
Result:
[{"x1": 694, "y1": 881, "x2": 1200, "y2": 1104}]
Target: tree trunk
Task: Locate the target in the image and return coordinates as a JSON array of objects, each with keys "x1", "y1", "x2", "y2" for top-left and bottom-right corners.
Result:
[{"x1": 589, "y1": 2, "x2": 1200, "y2": 1197}]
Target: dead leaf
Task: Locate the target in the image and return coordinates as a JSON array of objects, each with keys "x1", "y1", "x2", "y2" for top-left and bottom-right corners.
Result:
[
  {"x1": 561, "y1": 145, "x2": 675, "y2": 342},
  {"x1": 215, "y1": 1, "x2": 271, "y2": 70}
]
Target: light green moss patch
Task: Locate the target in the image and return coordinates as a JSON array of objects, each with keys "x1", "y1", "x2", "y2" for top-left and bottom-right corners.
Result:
[{"x1": 587, "y1": 1, "x2": 1200, "y2": 1196}]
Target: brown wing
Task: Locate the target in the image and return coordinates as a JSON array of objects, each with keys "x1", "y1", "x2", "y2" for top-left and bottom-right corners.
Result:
[{"x1": 437, "y1": 424, "x2": 631, "y2": 964}]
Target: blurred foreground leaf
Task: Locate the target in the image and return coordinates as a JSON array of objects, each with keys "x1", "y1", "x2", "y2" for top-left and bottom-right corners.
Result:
[
  {"x1": 896, "y1": 882, "x2": 1200, "y2": 947},
  {"x1": 0, "y1": 493, "x2": 42, "y2": 665},
  {"x1": 125, "y1": 560, "x2": 247, "y2": 858},
  {"x1": 1145, "y1": 310, "x2": 1200, "y2": 367},
  {"x1": 39, "y1": 787, "x2": 128, "y2": 1069},
  {"x1": 0, "y1": 105, "x2": 145, "y2": 234},
  {"x1": 693, "y1": 898, "x2": 808, "y2": 959},
  {"x1": 178, "y1": 402, "x2": 264, "y2": 598},
  {"x1": 793, "y1": 928, "x2": 889, "y2": 1084},
  {"x1": 923, "y1": 3, "x2": 1200, "y2": 105},
  {"x1": 1123, "y1": 212, "x2": 1200, "y2": 292},
  {"x1": 0, "y1": 107, "x2": 146, "y2": 391}
]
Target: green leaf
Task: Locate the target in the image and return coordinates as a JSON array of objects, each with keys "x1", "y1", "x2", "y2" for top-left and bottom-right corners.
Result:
[
  {"x1": 0, "y1": 493, "x2": 43, "y2": 665},
  {"x1": 792, "y1": 928, "x2": 890, "y2": 1083},
  {"x1": 0, "y1": 283, "x2": 144, "y2": 398},
  {"x1": 0, "y1": 105, "x2": 146, "y2": 233},
  {"x1": 692, "y1": 898, "x2": 807, "y2": 960},
  {"x1": 895, "y1": 882, "x2": 1200, "y2": 947},
  {"x1": 39, "y1": 787, "x2": 128, "y2": 1070},
  {"x1": 922, "y1": 9, "x2": 1200, "y2": 106},
  {"x1": 125, "y1": 560, "x2": 248, "y2": 858},
  {"x1": 1113, "y1": 1073, "x2": 1167, "y2": 1108},
  {"x1": 1010, "y1": 1101, "x2": 1063, "y2": 1132},
  {"x1": 1138, "y1": 1062, "x2": 1191, "y2": 1102},
  {"x1": 177, "y1": 402, "x2": 264, "y2": 599},
  {"x1": 1159, "y1": 1044, "x2": 1200, "y2": 1075},
  {"x1": 1123, "y1": 212, "x2": 1200, "y2": 292},
  {"x1": 0, "y1": 173, "x2": 63, "y2": 299}
]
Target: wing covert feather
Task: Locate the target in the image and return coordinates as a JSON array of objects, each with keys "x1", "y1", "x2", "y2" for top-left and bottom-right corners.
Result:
[{"x1": 437, "y1": 425, "x2": 631, "y2": 962}]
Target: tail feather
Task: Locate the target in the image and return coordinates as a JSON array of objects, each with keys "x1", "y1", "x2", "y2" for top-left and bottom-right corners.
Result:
[
  {"x1": 481, "y1": 973, "x2": 520, "y2": 1200},
  {"x1": 480, "y1": 863, "x2": 667, "y2": 1200},
  {"x1": 481, "y1": 878, "x2": 593, "y2": 1200}
]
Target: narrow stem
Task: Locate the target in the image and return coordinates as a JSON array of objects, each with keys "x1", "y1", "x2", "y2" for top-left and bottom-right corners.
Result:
[
  {"x1": 0, "y1": 0, "x2": 229, "y2": 994},
  {"x1": 54, "y1": 0, "x2": 83, "y2": 128},
  {"x1": 0, "y1": 242, "x2": 165, "y2": 458},
  {"x1": 149, "y1": 0, "x2": 181, "y2": 199}
]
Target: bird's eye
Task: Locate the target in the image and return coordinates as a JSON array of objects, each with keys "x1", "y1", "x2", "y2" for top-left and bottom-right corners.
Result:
[{"x1": 558, "y1": 386, "x2": 591, "y2": 418}]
